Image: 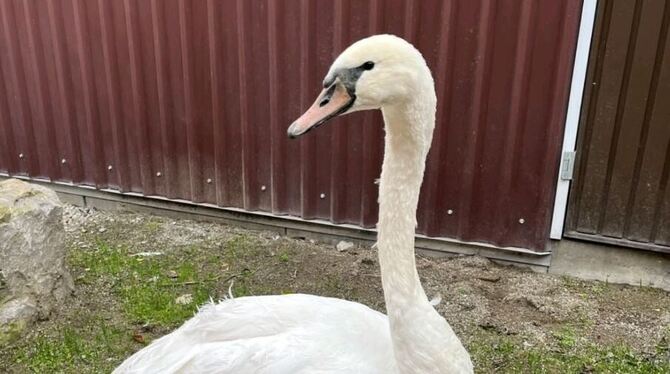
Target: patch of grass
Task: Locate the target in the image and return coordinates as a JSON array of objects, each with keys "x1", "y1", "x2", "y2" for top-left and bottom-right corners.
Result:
[
  {"x1": 311, "y1": 273, "x2": 361, "y2": 301},
  {"x1": 215, "y1": 234, "x2": 272, "y2": 297},
  {"x1": 469, "y1": 330, "x2": 670, "y2": 373},
  {"x1": 589, "y1": 281, "x2": 609, "y2": 296},
  {"x1": 223, "y1": 234, "x2": 255, "y2": 262},
  {"x1": 70, "y1": 239, "x2": 214, "y2": 327},
  {"x1": 177, "y1": 262, "x2": 198, "y2": 282},
  {"x1": 0, "y1": 205, "x2": 11, "y2": 223},
  {"x1": 230, "y1": 268, "x2": 257, "y2": 297},
  {"x1": 142, "y1": 219, "x2": 162, "y2": 235},
  {"x1": 278, "y1": 252, "x2": 290, "y2": 263},
  {"x1": 121, "y1": 281, "x2": 211, "y2": 326},
  {"x1": 553, "y1": 327, "x2": 578, "y2": 349},
  {"x1": 69, "y1": 240, "x2": 127, "y2": 279},
  {"x1": 323, "y1": 275, "x2": 342, "y2": 292},
  {"x1": 14, "y1": 324, "x2": 129, "y2": 373},
  {"x1": 562, "y1": 277, "x2": 613, "y2": 302},
  {"x1": 16, "y1": 329, "x2": 91, "y2": 373},
  {"x1": 561, "y1": 275, "x2": 582, "y2": 291}
]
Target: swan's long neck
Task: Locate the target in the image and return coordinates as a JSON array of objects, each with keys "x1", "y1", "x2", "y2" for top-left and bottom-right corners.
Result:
[
  {"x1": 378, "y1": 81, "x2": 457, "y2": 371},
  {"x1": 377, "y1": 101, "x2": 432, "y2": 308}
]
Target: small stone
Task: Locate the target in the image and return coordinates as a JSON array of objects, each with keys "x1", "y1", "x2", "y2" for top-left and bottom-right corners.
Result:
[
  {"x1": 140, "y1": 323, "x2": 155, "y2": 332},
  {"x1": 477, "y1": 274, "x2": 501, "y2": 283},
  {"x1": 132, "y1": 331, "x2": 145, "y2": 344},
  {"x1": 478, "y1": 321, "x2": 498, "y2": 331},
  {"x1": 98, "y1": 227, "x2": 106, "y2": 233},
  {"x1": 166, "y1": 270, "x2": 178, "y2": 278},
  {"x1": 336, "y1": 241, "x2": 354, "y2": 252},
  {"x1": 175, "y1": 294, "x2": 193, "y2": 305}
]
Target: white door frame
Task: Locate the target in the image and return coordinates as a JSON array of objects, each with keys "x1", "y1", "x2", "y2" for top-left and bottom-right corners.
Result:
[{"x1": 550, "y1": 0, "x2": 598, "y2": 239}]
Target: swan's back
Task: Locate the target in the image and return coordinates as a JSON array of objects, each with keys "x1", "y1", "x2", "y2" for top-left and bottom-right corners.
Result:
[{"x1": 114, "y1": 294, "x2": 396, "y2": 374}]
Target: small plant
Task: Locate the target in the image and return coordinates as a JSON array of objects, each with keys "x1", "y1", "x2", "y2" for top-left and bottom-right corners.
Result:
[
  {"x1": 553, "y1": 327, "x2": 578, "y2": 349},
  {"x1": 143, "y1": 219, "x2": 162, "y2": 235},
  {"x1": 223, "y1": 234, "x2": 253, "y2": 261}
]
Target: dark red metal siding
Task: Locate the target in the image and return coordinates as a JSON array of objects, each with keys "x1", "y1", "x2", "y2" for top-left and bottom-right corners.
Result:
[{"x1": 0, "y1": 0, "x2": 582, "y2": 252}]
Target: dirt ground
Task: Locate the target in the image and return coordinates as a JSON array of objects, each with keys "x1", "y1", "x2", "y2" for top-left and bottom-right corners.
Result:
[{"x1": 0, "y1": 205, "x2": 668, "y2": 373}]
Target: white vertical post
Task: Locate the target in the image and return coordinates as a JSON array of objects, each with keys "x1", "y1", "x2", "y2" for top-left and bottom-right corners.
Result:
[{"x1": 550, "y1": 0, "x2": 598, "y2": 239}]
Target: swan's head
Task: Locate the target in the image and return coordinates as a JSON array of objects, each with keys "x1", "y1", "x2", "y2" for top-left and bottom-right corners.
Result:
[{"x1": 287, "y1": 34, "x2": 433, "y2": 138}]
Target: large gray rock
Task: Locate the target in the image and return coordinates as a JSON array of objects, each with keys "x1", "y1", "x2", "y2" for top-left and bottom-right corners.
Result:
[{"x1": 0, "y1": 179, "x2": 73, "y2": 345}]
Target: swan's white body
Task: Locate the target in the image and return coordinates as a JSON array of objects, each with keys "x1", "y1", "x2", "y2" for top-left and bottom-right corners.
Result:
[
  {"x1": 115, "y1": 34, "x2": 473, "y2": 374},
  {"x1": 115, "y1": 294, "x2": 396, "y2": 373}
]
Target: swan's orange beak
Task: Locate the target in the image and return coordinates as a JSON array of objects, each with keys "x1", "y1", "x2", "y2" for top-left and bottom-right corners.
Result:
[{"x1": 287, "y1": 83, "x2": 354, "y2": 138}]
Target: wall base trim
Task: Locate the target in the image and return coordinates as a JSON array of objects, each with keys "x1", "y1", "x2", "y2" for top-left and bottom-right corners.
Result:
[{"x1": 0, "y1": 175, "x2": 552, "y2": 269}]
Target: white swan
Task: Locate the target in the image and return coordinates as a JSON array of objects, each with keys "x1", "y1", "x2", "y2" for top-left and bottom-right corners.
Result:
[{"x1": 114, "y1": 34, "x2": 473, "y2": 374}]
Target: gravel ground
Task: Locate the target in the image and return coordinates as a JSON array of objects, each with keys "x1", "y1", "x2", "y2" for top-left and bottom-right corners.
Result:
[{"x1": 0, "y1": 205, "x2": 668, "y2": 373}]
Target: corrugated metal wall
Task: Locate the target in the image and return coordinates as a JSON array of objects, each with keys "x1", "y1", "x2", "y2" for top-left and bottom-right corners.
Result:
[
  {"x1": 0, "y1": 0, "x2": 582, "y2": 252},
  {"x1": 566, "y1": 0, "x2": 670, "y2": 254}
]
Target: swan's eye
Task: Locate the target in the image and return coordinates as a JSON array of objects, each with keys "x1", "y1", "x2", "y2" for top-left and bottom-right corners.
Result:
[{"x1": 361, "y1": 61, "x2": 375, "y2": 70}]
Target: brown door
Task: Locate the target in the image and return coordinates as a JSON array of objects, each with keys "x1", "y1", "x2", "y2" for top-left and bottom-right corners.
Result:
[{"x1": 565, "y1": 0, "x2": 670, "y2": 254}]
